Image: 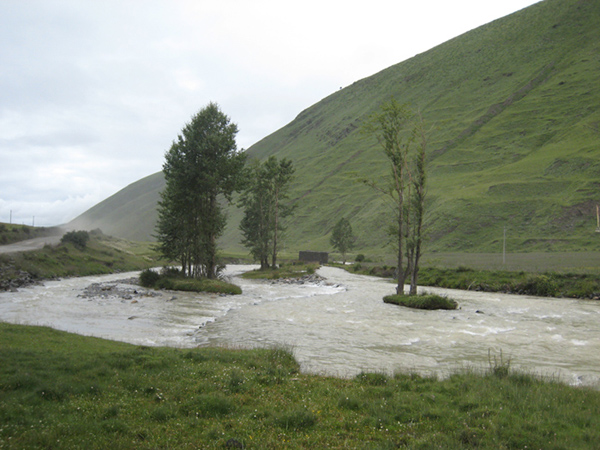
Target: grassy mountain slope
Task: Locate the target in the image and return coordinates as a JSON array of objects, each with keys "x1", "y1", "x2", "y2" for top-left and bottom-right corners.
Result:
[
  {"x1": 68, "y1": 172, "x2": 164, "y2": 242},
  {"x1": 70, "y1": 0, "x2": 600, "y2": 256}
]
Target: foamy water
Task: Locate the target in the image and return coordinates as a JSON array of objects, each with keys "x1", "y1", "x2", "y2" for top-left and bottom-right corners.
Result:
[{"x1": 1, "y1": 265, "x2": 599, "y2": 386}]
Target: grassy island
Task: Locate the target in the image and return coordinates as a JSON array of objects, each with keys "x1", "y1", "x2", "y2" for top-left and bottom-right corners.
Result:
[
  {"x1": 139, "y1": 268, "x2": 242, "y2": 295},
  {"x1": 1, "y1": 323, "x2": 599, "y2": 448},
  {"x1": 240, "y1": 262, "x2": 320, "y2": 280},
  {"x1": 383, "y1": 293, "x2": 459, "y2": 310}
]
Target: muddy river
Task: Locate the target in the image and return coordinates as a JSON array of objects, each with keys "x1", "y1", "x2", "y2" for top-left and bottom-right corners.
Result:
[{"x1": 1, "y1": 265, "x2": 598, "y2": 386}]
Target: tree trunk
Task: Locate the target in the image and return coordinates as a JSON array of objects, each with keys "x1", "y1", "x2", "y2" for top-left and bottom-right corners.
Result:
[
  {"x1": 396, "y1": 205, "x2": 404, "y2": 295},
  {"x1": 409, "y1": 250, "x2": 421, "y2": 295},
  {"x1": 272, "y1": 187, "x2": 279, "y2": 268}
]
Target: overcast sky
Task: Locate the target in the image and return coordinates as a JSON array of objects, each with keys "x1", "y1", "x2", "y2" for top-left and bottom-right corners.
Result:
[{"x1": 1, "y1": 0, "x2": 540, "y2": 227}]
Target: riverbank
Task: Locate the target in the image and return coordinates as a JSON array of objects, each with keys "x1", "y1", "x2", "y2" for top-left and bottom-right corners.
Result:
[
  {"x1": 1, "y1": 322, "x2": 598, "y2": 448},
  {"x1": 2, "y1": 265, "x2": 597, "y2": 385},
  {"x1": 0, "y1": 231, "x2": 159, "y2": 291},
  {"x1": 342, "y1": 263, "x2": 600, "y2": 299}
]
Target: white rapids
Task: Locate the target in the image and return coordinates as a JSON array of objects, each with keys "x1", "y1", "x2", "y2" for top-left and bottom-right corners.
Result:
[{"x1": 1, "y1": 265, "x2": 599, "y2": 387}]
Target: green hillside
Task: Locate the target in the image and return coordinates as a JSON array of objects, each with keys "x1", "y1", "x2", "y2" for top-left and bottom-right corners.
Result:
[
  {"x1": 68, "y1": 172, "x2": 164, "y2": 242},
  {"x1": 70, "y1": 0, "x2": 600, "y2": 256}
]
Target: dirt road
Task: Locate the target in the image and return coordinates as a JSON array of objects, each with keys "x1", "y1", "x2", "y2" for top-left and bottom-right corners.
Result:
[{"x1": 0, "y1": 235, "x2": 62, "y2": 254}]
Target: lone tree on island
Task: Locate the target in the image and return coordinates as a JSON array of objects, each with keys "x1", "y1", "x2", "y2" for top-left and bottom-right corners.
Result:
[
  {"x1": 155, "y1": 102, "x2": 246, "y2": 279},
  {"x1": 330, "y1": 217, "x2": 355, "y2": 264},
  {"x1": 360, "y1": 98, "x2": 428, "y2": 296}
]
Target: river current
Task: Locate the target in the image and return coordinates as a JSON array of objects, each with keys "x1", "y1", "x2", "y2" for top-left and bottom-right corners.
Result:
[{"x1": 1, "y1": 265, "x2": 598, "y2": 387}]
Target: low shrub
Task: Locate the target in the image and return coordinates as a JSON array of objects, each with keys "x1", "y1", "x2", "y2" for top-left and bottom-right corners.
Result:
[
  {"x1": 518, "y1": 275, "x2": 558, "y2": 297},
  {"x1": 383, "y1": 293, "x2": 458, "y2": 310},
  {"x1": 139, "y1": 269, "x2": 160, "y2": 287},
  {"x1": 61, "y1": 230, "x2": 90, "y2": 249},
  {"x1": 156, "y1": 277, "x2": 174, "y2": 290}
]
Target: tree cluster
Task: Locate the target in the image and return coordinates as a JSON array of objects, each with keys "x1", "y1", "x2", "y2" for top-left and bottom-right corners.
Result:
[
  {"x1": 361, "y1": 99, "x2": 428, "y2": 295},
  {"x1": 155, "y1": 103, "x2": 245, "y2": 279},
  {"x1": 154, "y1": 99, "x2": 429, "y2": 294},
  {"x1": 239, "y1": 156, "x2": 295, "y2": 269}
]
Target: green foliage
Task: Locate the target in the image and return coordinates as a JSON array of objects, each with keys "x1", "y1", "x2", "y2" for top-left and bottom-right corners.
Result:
[
  {"x1": 329, "y1": 217, "x2": 355, "y2": 263},
  {"x1": 361, "y1": 100, "x2": 429, "y2": 295},
  {"x1": 383, "y1": 293, "x2": 458, "y2": 310},
  {"x1": 414, "y1": 266, "x2": 596, "y2": 298},
  {"x1": 138, "y1": 268, "x2": 241, "y2": 295},
  {"x1": 139, "y1": 269, "x2": 160, "y2": 287},
  {"x1": 155, "y1": 103, "x2": 245, "y2": 279},
  {"x1": 521, "y1": 274, "x2": 558, "y2": 297},
  {"x1": 2, "y1": 323, "x2": 600, "y2": 448},
  {"x1": 239, "y1": 156, "x2": 295, "y2": 269},
  {"x1": 61, "y1": 230, "x2": 90, "y2": 249}
]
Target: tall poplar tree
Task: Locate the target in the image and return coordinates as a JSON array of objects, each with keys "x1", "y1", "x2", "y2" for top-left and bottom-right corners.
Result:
[
  {"x1": 361, "y1": 99, "x2": 428, "y2": 295},
  {"x1": 156, "y1": 103, "x2": 245, "y2": 279}
]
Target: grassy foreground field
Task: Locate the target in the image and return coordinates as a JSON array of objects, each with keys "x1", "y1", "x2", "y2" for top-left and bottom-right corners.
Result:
[{"x1": 1, "y1": 323, "x2": 599, "y2": 449}]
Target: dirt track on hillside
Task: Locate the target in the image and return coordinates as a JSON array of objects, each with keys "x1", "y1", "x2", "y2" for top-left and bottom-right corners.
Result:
[{"x1": 0, "y1": 235, "x2": 62, "y2": 254}]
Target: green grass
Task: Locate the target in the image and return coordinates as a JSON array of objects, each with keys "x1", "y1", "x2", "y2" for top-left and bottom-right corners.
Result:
[
  {"x1": 0, "y1": 231, "x2": 161, "y2": 285},
  {"x1": 383, "y1": 293, "x2": 459, "y2": 310},
  {"x1": 339, "y1": 250, "x2": 600, "y2": 299},
  {"x1": 1, "y1": 322, "x2": 600, "y2": 448},
  {"x1": 0, "y1": 222, "x2": 61, "y2": 245},
  {"x1": 240, "y1": 262, "x2": 320, "y2": 280},
  {"x1": 139, "y1": 268, "x2": 242, "y2": 295}
]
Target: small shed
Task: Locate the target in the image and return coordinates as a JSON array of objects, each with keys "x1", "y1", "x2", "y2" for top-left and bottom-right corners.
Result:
[{"x1": 299, "y1": 251, "x2": 328, "y2": 264}]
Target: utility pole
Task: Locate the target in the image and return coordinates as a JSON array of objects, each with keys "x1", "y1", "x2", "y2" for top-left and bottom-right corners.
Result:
[{"x1": 9, "y1": 210, "x2": 12, "y2": 224}]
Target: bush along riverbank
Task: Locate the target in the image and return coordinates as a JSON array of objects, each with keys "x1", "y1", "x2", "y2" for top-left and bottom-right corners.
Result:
[
  {"x1": 0, "y1": 231, "x2": 160, "y2": 291},
  {"x1": 139, "y1": 267, "x2": 242, "y2": 295},
  {"x1": 1, "y1": 322, "x2": 599, "y2": 448},
  {"x1": 343, "y1": 263, "x2": 600, "y2": 299}
]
